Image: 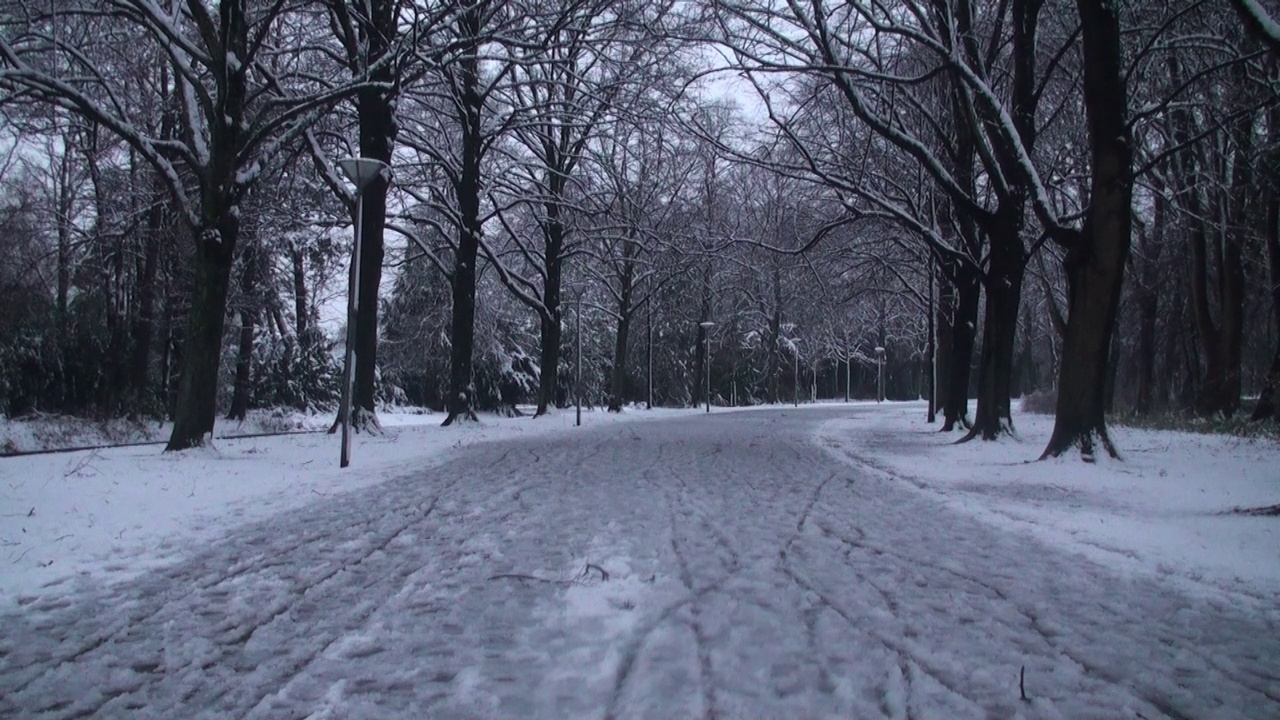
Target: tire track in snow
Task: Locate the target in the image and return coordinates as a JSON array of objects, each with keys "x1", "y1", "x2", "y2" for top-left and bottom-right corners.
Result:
[
  {"x1": 3, "y1": 408, "x2": 1278, "y2": 719},
  {"x1": 819, "y1": 441, "x2": 1280, "y2": 714}
]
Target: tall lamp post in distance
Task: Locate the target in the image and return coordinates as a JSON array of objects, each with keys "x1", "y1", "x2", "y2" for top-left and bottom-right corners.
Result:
[
  {"x1": 875, "y1": 346, "x2": 886, "y2": 403},
  {"x1": 699, "y1": 321, "x2": 715, "y2": 413},
  {"x1": 335, "y1": 157, "x2": 389, "y2": 468}
]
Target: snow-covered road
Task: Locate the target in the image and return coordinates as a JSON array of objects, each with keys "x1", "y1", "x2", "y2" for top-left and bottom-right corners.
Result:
[{"x1": 1, "y1": 408, "x2": 1276, "y2": 719}]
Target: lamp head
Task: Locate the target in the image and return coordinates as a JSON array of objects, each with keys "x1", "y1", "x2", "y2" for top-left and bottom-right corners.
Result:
[{"x1": 337, "y1": 157, "x2": 390, "y2": 191}]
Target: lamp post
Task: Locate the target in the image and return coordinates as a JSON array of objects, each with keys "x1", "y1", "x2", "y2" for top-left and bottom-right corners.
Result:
[
  {"x1": 699, "y1": 321, "x2": 715, "y2": 413},
  {"x1": 875, "y1": 346, "x2": 886, "y2": 403},
  {"x1": 336, "y1": 157, "x2": 389, "y2": 468}
]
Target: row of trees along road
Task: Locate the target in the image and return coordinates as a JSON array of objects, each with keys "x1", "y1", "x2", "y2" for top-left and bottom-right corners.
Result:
[{"x1": 1, "y1": 0, "x2": 1277, "y2": 459}]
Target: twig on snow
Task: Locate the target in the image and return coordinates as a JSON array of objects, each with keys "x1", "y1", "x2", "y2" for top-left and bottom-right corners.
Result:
[
  {"x1": 1229, "y1": 503, "x2": 1280, "y2": 516},
  {"x1": 487, "y1": 573, "x2": 573, "y2": 586}
]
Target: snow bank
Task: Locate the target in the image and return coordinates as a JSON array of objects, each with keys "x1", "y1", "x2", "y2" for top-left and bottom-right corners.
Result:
[
  {"x1": 816, "y1": 402, "x2": 1280, "y2": 598},
  {"x1": 0, "y1": 406, "x2": 690, "y2": 601}
]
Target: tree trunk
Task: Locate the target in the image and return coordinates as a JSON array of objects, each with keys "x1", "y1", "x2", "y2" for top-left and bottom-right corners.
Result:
[
  {"x1": 442, "y1": 33, "x2": 484, "y2": 427},
  {"x1": 444, "y1": 224, "x2": 480, "y2": 425},
  {"x1": 166, "y1": 218, "x2": 239, "y2": 450},
  {"x1": 693, "y1": 325, "x2": 707, "y2": 408},
  {"x1": 348, "y1": 87, "x2": 395, "y2": 432},
  {"x1": 537, "y1": 310, "x2": 563, "y2": 415},
  {"x1": 935, "y1": 264, "x2": 954, "y2": 419},
  {"x1": 535, "y1": 215, "x2": 565, "y2": 417},
  {"x1": 927, "y1": 256, "x2": 936, "y2": 422},
  {"x1": 608, "y1": 251, "x2": 636, "y2": 412},
  {"x1": 964, "y1": 210, "x2": 1025, "y2": 441},
  {"x1": 289, "y1": 240, "x2": 310, "y2": 339},
  {"x1": 942, "y1": 259, "x2": 980, "y2": 431},
  {"x1": 227, "y1": 308, "x2": 254, "y2": 422},
  {"x1": 608, "y1": 311, "x2": 632, "y2": 412},
  {"x1": 1041, "y1": 0, "x2": 1132, "y2": 460}
]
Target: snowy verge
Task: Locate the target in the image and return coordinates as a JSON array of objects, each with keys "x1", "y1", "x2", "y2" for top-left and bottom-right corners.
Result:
[
  {"x1": 0, "y1": 406, "x2": 691, "y2": 602},
  {"x1": 0, "y1": 408, "x2": 338, "y2": 456},
  {"x1": 815, "y1": 402, "x2": 1280, "y2": 600}
]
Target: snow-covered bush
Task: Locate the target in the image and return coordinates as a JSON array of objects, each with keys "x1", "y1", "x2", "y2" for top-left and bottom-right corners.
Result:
[{"x1": 250, "y1": 332, "x2": 341, "y2": 413}]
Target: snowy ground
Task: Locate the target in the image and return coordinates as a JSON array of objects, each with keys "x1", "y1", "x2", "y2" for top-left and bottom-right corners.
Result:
[
  {"x1": 0, "y1": 406, "x2": 691, "y2": 599},
  {"x1": 821, "y1": 403, "x2": 1280, "y2": 597},
  {"x1": 1, "y1": 403, "x2": 1277, "y2": 719}
]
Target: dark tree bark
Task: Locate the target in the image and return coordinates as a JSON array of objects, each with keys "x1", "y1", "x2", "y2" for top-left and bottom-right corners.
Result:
[
  {"x1": 535, "y1": 206, "x2": 566, "y2": 417},
  {"x1": 935, "y1": 262, "x2": 955, "y2": 422},
  {"x1": 960, "y1": 0, "x2": 1038, "y2": 442},
  {"x1": 964, "y1": 212, "x2": 1025, "y2": 440},
  {"x1": 537, "y1": 303, "x2": 564, "y2": 414},
  {"x1": 608, "y1": 311, "x2": 632, "y2": 412},
  {"x1": 1041, "y1": 0, "x2": 1132, "y2": 460},
  {"x1": 167, "y1": 214, "x2": 240, "y2": 449},
  {"x1": 288, "y1": 240, "x2": 310, "y2": 339},
  {"x1": 442, "y1": 18, "x2": 484, "y2": 426},
  {"x1": 927, "y1": 255, "x2": 936, "y2": 422},
  {"x1": 326, "y1": 0, "x2": 401, "y2": 433},
  {"x1": 349, "y1": 93, "x2": 394, "y2": 430},
  {"x1": 166, "y1": 0, "x2": 253, "y2": 450},
  {"x1": 942, "y1": 258, "x2": 980, "y2": 431},
  {"x1": 608, "y1": 244, "x2": 637, "y2": 412}
]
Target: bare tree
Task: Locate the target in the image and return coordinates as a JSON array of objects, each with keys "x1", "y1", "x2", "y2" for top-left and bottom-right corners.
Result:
[{"x1": 1, "y1": 0, "x2": 369, "y2": 448}]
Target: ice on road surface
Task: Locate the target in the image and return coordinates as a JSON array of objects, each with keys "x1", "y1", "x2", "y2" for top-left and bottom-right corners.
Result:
[{"x1": 1, "y1": 407, "x2": 1276, "y2": 719}]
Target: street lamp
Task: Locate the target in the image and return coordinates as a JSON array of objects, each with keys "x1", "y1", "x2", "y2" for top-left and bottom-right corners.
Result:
[
  {"x1": 336, "y1": 157, "x2": 389, "y2": 469},
  {"x1": 699, "y1": 321, "x2": 715, "y2": 413},
  {"x1": 875, "y1": 346, "x2": 886, "y2": 403}
]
